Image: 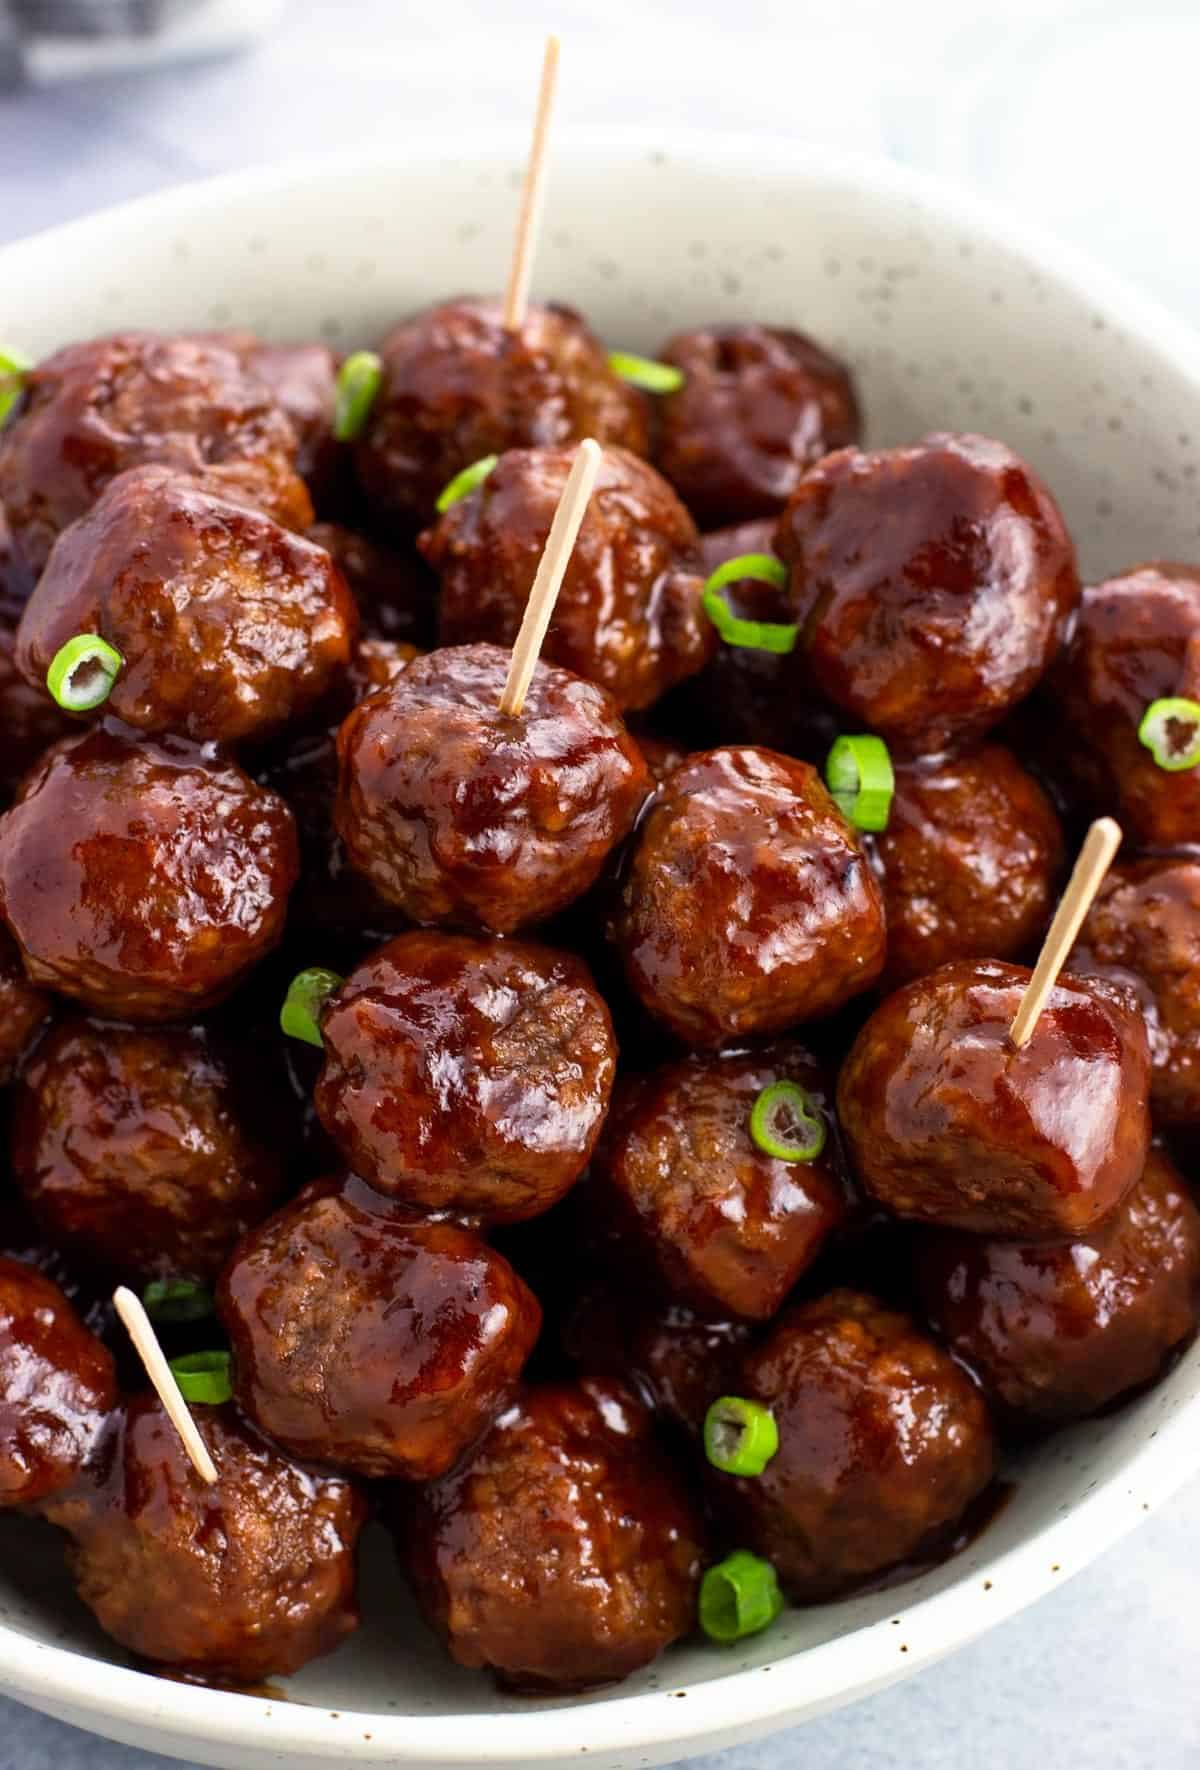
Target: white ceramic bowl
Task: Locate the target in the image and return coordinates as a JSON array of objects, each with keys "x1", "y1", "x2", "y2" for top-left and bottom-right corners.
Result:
[{"x1": 2, "y1": 132, "x2": 1200, "y2": 1770}]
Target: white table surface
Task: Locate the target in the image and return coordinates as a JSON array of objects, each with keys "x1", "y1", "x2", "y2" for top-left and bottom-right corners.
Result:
[{"x1": 1, "y1": 2, "x2": 1198, "y2": 1765}]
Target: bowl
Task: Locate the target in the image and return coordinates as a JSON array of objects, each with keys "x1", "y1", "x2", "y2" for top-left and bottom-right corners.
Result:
[{"x1": 1, "y1": 130, "x2": 1199, "y2": 1770}]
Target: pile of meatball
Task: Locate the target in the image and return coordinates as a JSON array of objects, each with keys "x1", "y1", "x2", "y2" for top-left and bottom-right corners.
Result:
[{"x1": 0, "y1": 294, "x2": 1196, "y2": 1697}]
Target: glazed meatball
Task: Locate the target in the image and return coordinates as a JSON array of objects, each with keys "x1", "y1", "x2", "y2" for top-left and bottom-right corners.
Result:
[
  {"x1": 837, "y1": 960, "x2": 1152, "y2": 1238},
  {"x1": 11, "y1": 1019, "x2": 287, "y2": 1284},
  {"x1": 609, "y1": 746, "x2": 886, "y2": 1046},
  {"x1": 308, "y1": 520, "x2": 438, "y2": 648},
  {"x1": 400, "y1": 1378, "x2": 703, "y2": 1690},
  {"x1": 17, "y1": 466, "x2": 357, "y2": 745},
  {"x1": 240, "y1": 340, "x2": 339, "y2": 496},
  {"x1": 356, "y1": 297, "x2": 648, "y2": 531},
  {"x1": 313, "y1": 931, "x2": 616, "y2": 1220},
  {"x1": 915, "y1": 1149, "x2": 1200, "y2": 1425},
  {"x1": 709, "y1": 1290, "x2": 994, "y2": 1601},
  {"x1": 335, "y1": 643, "x2": 650, "y2": 933},
  {"x1": 43, "y1": 1394, "x2": 365, "y2": 1682},
  {"x1": 586, "y1": 1043, "x2": 848, "y2": 1319},
  {"x1": 874, "y1": 745, "x2": 1064, "y2": 988},
  {"x1": 655, "y1": 324, "x2": 860, "y2": 528},
  {"x1": 0, "y1": 1257, "x2": 116, "y2": 1507},
  {"x1": 425, "y1": 444, "x2": 713, "y2": 711},
  {"x1": 0, "y1": 331, "x2": 313, "y2": 575},
  {"x1": 0, "y1": 623, "x2": 73, "y2": 801},
  {"x1": 775, "y1": 433, "x2": 1079, "y2": 754},
  {"x1": 220, "y1": 1184, "x2": 540, "y2": 1478},
  {"x1": 0, "y1": 723, "x2": 298, "y2": 1020},
  {"x1": 0, "y1": 504, "x2": 32, "y2": 624},
  {"x1": 0, "y1": 927, "x2": 49, "y2": 1083}
]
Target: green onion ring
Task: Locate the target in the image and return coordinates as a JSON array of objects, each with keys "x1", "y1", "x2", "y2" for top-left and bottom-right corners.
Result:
[
  {"x1": 0, "y1": 350, "x2": 30, "y2": 426},
  {"x1": 825, "y1": 733, "x2": 894, "y2": 832},
  {"x1": 46, "y1": 634, "x2": 124, "y2": 712},
  {"x1": 333, "y1": 349, "x2": 383, "y2": 442},
  {"x1": 280, "y1": 967, "x2": 344, "y2": 1047},
  {"x1": 607, "y1": 350, "x2": 685, "y2": 394},
  {"x1": 698, "y1": 1550, "x2": 784, "y2": 1644},
  {"x1": 703, "y1": 1396, "x2": 780, "y2": 1477},
  {"x1": 169, "y1": 1350, "x2": 233, "y2": 1407},
  {"x1": 701, "y1": 554, "x2": 797, "y2": 654},
  {"x1": 435, "y1": 453, "x2": 499, "y2": 514},
  {"x1": 749, "y1": 1080, "x2": 827, "y2": 1163},
  {"x1": 1137, "y1": 696, "x2": 1200, "y2": 772}
]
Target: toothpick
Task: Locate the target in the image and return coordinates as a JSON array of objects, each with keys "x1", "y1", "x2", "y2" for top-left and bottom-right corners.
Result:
[
  {"x1": 112, "y1": 1286, "x2": 219, "y2": 1485},
  {"x1": 499, "y1": 439, "x2": 602, "y2": 718},
  {"x1": 1008, "y1": 816, "x2": 1123, "y2": 1049},
  {"x1": 501, "y1": 34, "x2": 561, "y2": 333}
]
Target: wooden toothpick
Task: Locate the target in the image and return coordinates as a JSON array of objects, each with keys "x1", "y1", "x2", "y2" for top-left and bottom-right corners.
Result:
[
  {"x1": 112, "y1": 1287, "x2": 219, "y2": 1485},
  {"x1": 501, "y1": 33, "x2": 561, "y2": 333},
  {"x1": 1008, "y1": 816, "x2": 1123, "y2": 1049},
  {"x1": 499, "y1": 438, "x2": 602, "y2": 718}
]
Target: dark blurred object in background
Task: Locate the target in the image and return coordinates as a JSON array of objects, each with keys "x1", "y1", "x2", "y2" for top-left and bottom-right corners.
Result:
[{"x1": 0, "y1": 0, "x2": 280, "y2": 89}]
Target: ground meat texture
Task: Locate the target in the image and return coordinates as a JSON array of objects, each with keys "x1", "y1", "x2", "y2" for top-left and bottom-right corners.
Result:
[
  {"x1": 914, "y1": 1149, "x2": 1200, "y2": 1426},
  {"x1": 775, "y1": 433, "x2": 1079, "y2": 755},
  {"x1": 313, "y1": 931, "x2": 616, "y2": 1220},
  {"x1": 874, "y1": 745, "x2": 1064, "y2": 989},
  {"x1": 0, "y1": 927, "x2": 49, "y2": 1083},
  {"x1": 837, "y1": 959, "x2": 1152, "y2": 1238},
  {"x1": 0, "y1": 332, "x2": 313, "y2": 576},
  {"x1": 655, "y1": 325, "x2": 861, "y2": 528},
  {"x1": 16, "y1": 466, "x2": 357, "y2": 745},
  {"x1": 710, "y1": 1290, "x2": 993, "y2": 1601},
  {"x1": 400, "y1": 1378, "x2": 703, "y2": 1691},
  {"x1": 240, "y1": 341, "x2": 339, "y2": 497},
  {"x1": 355, "y1": 297, "x2": 648, "y2": 532},
  {"x1": 609, "y1": 746, "x2": 886, "y2": 1046},
  {"x1": 0, "y1": 623, "x2": 73, "y2": 801},
  {"x1": 308, "y1": 521, "x2": 438, "y2": 648},
  {"x1": 425, "y1": 444, "x2": 713, "y2": 712},
  {"x1": 0, "y1": 1256, "x2": 116, "y2": 1507},
  {"x1": 43, "y1": 1394, "x2": 365, "y2": 1681},
  {"x1": 335, "y1": 643, "x2": 650, "y2": 934},
  {"x1": 0, "y1": 723, "x2": 298, "y2": 1021}
]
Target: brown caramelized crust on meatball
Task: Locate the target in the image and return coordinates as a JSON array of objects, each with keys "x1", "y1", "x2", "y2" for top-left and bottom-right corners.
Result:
[
  {"x1": 240, "y1": 340, "x2": 339, "y2": 495},
  {"x1": 837, "y1": 959, "x2": 1152, "y2": 1238},
  {"x1": 710, "y1": 1290, "x2": 994, "y2": 1601},
  {"x1": 219, "y1": 1186, "x2": 541, "y2": 1479},
  {"x1": 609, "y1": 746, "x2": 886, "y2": 1046},
  {"x1": 874, "y1": 745, "x2": 1064, "y2": 988},
  {"x1": 0, "y1": 624, "x2": 72, "y2": 801},
  {"x1": 0, "y1": 1256, "x2": 116, "y2": 1507},
  {"x1": 356, "y1": 298, "x2": 648, "y2": 531},
  {"x1": 587, "y1": 1043, "x2": 848, "y2": 1319},
  {"x1": 43, "y1": 1395, "x2": 365, "y2": 1682},
  {"x1": 0, "y1": 927, "x2": 49, "y2": 1083},
  {"x1": 0, "y1": 724, "x2": 298, "y2": 1021},
  {"x1": 775, "y1": 433, "x2": 1079, "y2": 754},
  {"x1": 0, "y1": 332, "x2": 313, "y2": 576},
  {"x1": 12, "y1": 1019, "x2": 287, "y2": 1284},
  {"x1": 314, "y1": 931, "x2": 616, "y2": 1221},
  {"x1": 655, "y1": 324, "x2": 861, "y2": 528},
  {"x1": 400, "y1": 1378, "x2": 704, "y2": 1691},
  {"x1": 335, "y1": 643, "x2": 650, "y2": 934},
  {"x1": 425, "y1": 444, "x2": 713, "y2": 711},
  {"x1": 308, "y1": 521, "x2": 438, "y2": 648},
  {"x1": 915, "y1": 1149, "x2": 1200, "y2": 1425},
  {"x1": 17, "y1": 467, "x2": 357, "y2": 745}
]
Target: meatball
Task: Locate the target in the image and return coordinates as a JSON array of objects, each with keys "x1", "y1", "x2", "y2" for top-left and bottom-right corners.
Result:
[
  {"x1": 17, "y1": 466, "x2": 357, "y2": 745},
  {"x1": 915, "y1": 1149, "x2": 1200, "y2": 1425},
  {"x1": 240, "y1": 340, "x2": 339, "y2": 496},
  {"x1": 313, "y1": 931, "x2": 616, "y2": 1220},
  {"x1": 425, "y1": 443, "x2": 713, "y2": 711},
  {"x1": 400, "y1": 1378, "x2": 703, "y2": 1690},
  {"x1": 775, "y1": 433, "x2": 1079, "y2": 754},
  {"x1": 0, "y1": 927, "x2": 49, "y2": 1083},
  {"x1": 710, "y1": 1290, "x2": 993, "y2": 1601},
  {"x1": 609, "y1": 746, "x2": 886, "y2": 1046},
  {"x1": 43, "y1": 1394, "x2": 365, "y2": 1682},
  {"x1": 0, "y1": 1257, "x2": 116, "y2": 1507},
  {"x1": 0, "y1": 623, "x2": 73, "y2": 801},
  {"x1": 0, "y1": 504, "x2": 32, "y2": 625},
  {"x1": 874, "y1": 745, "x2": 1064, "y2": 988},
  {"x1": 220, "y1": 1184, "x2": 540, "y2": 1479},
  {"x1": 0, "y1": 723, "x2": 298, "y2": 1020},
  {"x1": 335, "y1": 643, "x2": 650, "y2": 934},
  {"x1": 0, "y1": 331, "x2": 313, "y2": 575},
  {"x1": 837, "y1": 959, "x2": 1152, "y2": 1238},
  {"x1": 586, "y1": 1043, "x2": 848, "y2": 1319},
  {"x1": 655, "y1": 324, "x2": 860, "y2": 528},
  {"x1": 308, "y1": 521, "x2": 438, "y2": 648},
  {"x1": 356, "y1": 297, "x2": 648, "y2": 531},
  {"x1": 11, "y1": 1018, "x2": 287, "y2": 1284}
]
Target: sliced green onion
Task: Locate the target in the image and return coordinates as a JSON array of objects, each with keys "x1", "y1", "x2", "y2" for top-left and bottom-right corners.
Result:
[
  {"x1": 169, "y1": 1350, "x2": 232, "y2": 1406},
  {"x1": 704, "y1": 1396, "x2": 779, "y2": 1477},
  {"x1": 280, "y1": 966, "x2": 344, "y2": 1047},
  {"x1": 749, "y1": 1081, "x2": 827, "y2": 1163},
  {"x1": 0, "y1": 350, "x2": 30, "y2": 427},
  {"x1": 607, "y1": 350, "x2": 685, "y2": 395},
  {"x1": 435, "y1": 453, "x2": 499, "y2": 514},
  {"x1": 702, "y1": 555, "x2": 797, "y2": 654},
  {"x1": 699, "y1": 1550, "x2": 784, "y2": 1644},
  {"x1": 333, "y1": 349, "x2": 383, "y2": 442},
  {"x1": 46, "y1": 634, "x2": 124, "y2": 712},
  {"x1": 1137, "y1": 696, "x2": 1200, "y2": 772},
  {"x1": 142, "y1": 1278, "x2": 214, "y2": 1324},
  {"x1": 825, "y1": 733, "x2": 894, "y2": 832}
]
